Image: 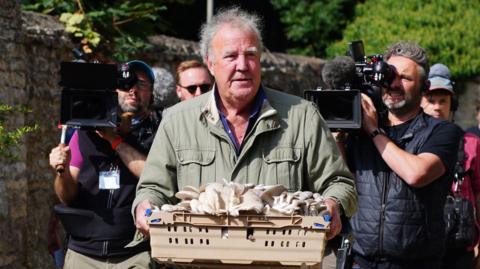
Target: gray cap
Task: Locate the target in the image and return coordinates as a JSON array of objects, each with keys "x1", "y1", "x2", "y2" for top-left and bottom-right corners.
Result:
[{"x1": 428, "y1": 63, "x2": 454, "y2": 93}]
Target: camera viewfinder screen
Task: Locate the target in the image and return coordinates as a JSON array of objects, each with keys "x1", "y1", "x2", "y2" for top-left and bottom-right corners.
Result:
[
  {"x1": 71, "y1": 95, "x2": 107, "y2": 120},
  {"x1": 304, "y1": 90, "x2": 362, "y2": 130},
  {"x1": 60, "y1": 89, "x2": 118, "y2": 128}
]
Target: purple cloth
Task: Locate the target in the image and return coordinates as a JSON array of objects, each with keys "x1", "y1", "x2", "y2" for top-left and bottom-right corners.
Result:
[
  {"x1": 456, "y1": 133, "x2": 480, "y2": 251},
  {"x1": 68, "y1": 130, "x2": 83, "y2": 169}
]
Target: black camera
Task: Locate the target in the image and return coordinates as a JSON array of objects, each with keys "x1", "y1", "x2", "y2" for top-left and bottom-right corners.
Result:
[
  {"x1": 348, "y1": 40, "x2": 395, "y2": 90},
  {"x1": 59, "y1": 61, "x2": 138, "y2": 128},
  {"x1": 304, "y1": 40, "x2": 395, "y2": 131}
]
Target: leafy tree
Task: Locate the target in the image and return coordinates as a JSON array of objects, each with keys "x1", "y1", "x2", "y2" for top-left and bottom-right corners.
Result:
[
  {"x1": 326, "y1": 0, "x2": 480, "y2": 79},
  {"x1": 270, "y1": 0, "x2": 356, "y2": 57},
  {"x1": 0, "y1": 105, "x2": 38, "y2": 159},
  {"x1": 21, "y1": 0, "x2": 189, "y2": 61}
]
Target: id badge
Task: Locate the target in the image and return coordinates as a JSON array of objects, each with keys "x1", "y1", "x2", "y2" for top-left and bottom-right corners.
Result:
[{"x1": 99, "y1": 169, "x2": 120, "y2": 189}]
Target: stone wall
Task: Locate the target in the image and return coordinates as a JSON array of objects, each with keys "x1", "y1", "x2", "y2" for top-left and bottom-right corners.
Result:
[
  {"x1": 0, "y1": 0, "x2": 72, "y2": 268},
  {"x1": 455, "y1": 78, "x2": 480, "y2": 129},
  {"x1": 1, "y1": 1, "x2": 480, "y2": 268},
  {"x1": 1, "y1": 1, "x2": 34, "y2": 268}
]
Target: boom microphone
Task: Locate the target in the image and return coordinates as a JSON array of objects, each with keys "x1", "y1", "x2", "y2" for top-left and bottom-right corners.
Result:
[{"x1": 321, "y1": 56, "x2": 356, "y2": 89}]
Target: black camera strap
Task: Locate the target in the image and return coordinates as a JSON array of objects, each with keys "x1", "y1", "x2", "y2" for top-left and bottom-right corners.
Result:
[{"x1": 453, "y1": 136, "x2": 466, "y2": 192}]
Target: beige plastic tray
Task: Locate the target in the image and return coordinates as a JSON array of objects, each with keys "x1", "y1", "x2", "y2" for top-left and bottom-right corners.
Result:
[{"x1": 148, "y1": 211, "x2": 330, "y2": 269}]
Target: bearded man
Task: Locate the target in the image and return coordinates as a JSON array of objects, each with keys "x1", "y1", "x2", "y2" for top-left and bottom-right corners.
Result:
[{"x1": 341, "y1": 42, "x2": 463, "y2": 269}]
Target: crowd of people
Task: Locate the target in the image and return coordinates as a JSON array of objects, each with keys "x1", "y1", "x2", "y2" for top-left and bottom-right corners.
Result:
[{"x1": 47, "y1": 7, "x2": 480, "y2": 269}]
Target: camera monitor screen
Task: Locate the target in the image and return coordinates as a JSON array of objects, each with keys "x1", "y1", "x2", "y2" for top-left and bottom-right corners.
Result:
[
  {"x1": 59, "y1": 62, "x2": 120, "y2": 128},
  {"x1": 304, "y1": 90, "x2": 362, "y2": 131},
  {"x1": 60, "y1": 89, "x2": 118, "y2": 128}
]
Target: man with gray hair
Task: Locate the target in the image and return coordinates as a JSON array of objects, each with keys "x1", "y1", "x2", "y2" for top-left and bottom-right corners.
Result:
[
  {"x1": 340, "y1": 41, "x2": 462, "y2": 268},
  {"x1": 132, "y1": 6, "x2": 356, "y2": 244}
]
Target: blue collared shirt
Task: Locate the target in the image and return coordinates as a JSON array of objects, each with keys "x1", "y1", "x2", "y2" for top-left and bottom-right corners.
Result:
[{"x1": 215, "y1": 86, "x2": 266, "y2": 156}]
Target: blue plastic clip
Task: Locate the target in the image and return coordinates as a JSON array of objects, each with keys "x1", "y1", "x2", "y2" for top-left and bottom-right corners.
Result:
[
  {"x1": 323, "y1": 214, "x2": 331, "y2": 222},
  {"x1": 150, "y1": 218, "x2": 161, "y2": 223},
  {"x1": 313, "y1": 223, "x2": 325, "y2": 228},
  {"x1": 145, "y1": 208, "x2": 152, "y2": 217}
]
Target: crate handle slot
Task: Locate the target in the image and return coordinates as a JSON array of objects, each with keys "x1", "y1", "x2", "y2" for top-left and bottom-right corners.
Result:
[{"x1": 246, "y1": 228, "x2": 255, "y2": 241}]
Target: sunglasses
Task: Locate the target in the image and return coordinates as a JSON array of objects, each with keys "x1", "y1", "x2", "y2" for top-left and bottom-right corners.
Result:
[
  {"x1": 179, "y1": 84, "x2": 212, "y2": 94},
  {"x1": 118, "y1": 80, "x2": 151, "y2": 91}
]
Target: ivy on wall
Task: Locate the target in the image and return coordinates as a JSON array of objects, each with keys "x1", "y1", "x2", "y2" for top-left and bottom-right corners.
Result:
[
  {"x1": 21, "y1": 0, "x2": 178, "y2": 61},
  {"x1": 0, "y1": 105, "x2": 38, "y2": 159}
]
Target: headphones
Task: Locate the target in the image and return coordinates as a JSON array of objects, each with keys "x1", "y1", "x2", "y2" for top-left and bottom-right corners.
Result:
[{"x1": 451, "y1": 94, "x2": 458, "y2": 112}]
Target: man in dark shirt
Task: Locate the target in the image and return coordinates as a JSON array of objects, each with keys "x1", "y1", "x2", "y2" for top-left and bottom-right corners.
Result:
[
  {"x1": 342, "y1": 41, "x2": 462, "y2": 269},
  {"x1": 49, "y1": 60, "x2": 159, "y2": 269},
  {"x1": 422, "y1": 63, "x2": 480, "y2": 269}
]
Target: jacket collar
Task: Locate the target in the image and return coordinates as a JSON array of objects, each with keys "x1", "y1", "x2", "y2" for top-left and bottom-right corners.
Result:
[{"x1": 200, "y1": 84, "x2": 278, "y2": 128}]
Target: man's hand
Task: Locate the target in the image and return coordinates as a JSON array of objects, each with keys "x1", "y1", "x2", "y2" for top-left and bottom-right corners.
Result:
[
  {"x1": 324, "y1": 198, "x2": 342, "y2": 240},
  {"x1": 96, "y1": 127, "x2": 117, "y2": 144},
  {"x1": 135, "y1": 199, "x2": 153, "y2": 238},
  {"x1": 332, "y1": 131, "x2": 347, "y2": 144},
  {"x1": 49, "y1": 144, "x2": 71, "y2": 172},
  {"x1": 360, "y1": 93, "x2": 378, "y2": 134}
]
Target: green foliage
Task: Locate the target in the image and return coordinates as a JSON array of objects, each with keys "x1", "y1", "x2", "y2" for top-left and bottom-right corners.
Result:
[
  {"x1": 0, "y1": 105, "x2": 39, "y2": 160},
  {"x1": 21, "y1": 0, "x2": 169, "y2": 61},
  {"x1": 59, "y1": 12, "x2": 100, "y2": 53},
  {"x1": 326, "y1": 0, "x2": 480, "y2": 79},
  {"x1": 271, "y1": 0, "x2": 356, "y2": 57}
]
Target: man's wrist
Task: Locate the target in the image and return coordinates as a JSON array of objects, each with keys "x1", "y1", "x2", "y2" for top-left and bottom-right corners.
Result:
[
  {"x1": 111, "y1": 136, "x2": 123, "y2": 150},
  {"x1": 326, "y1": 197, "x2": 344, "y2": 215},
  {"x1": 370, "y1": 127, "x2": 386, "y2": 139}
]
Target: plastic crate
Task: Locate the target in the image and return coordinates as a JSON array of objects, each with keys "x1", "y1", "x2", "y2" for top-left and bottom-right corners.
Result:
[{"x1": 148, "y1": 211, "x2": 330, "y2": 269}]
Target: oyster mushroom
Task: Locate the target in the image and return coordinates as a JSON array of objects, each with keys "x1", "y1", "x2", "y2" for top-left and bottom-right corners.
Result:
[
  {"x1": 175, "y1": 190, "x2": 199, "y2": 200},
  {"x1": 259, "y1": 185, "x2": 287, "y2": 205}
]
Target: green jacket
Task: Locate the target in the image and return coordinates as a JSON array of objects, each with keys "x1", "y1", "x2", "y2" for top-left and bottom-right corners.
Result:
[{"x1": 133, "y1": 87, "x2": 357, "y2": 217}]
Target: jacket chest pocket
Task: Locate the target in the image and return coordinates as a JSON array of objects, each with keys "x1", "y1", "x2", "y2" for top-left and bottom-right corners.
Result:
[
  {"x1": 262, "y1": 147, "x2": 301, "y2": 190},
  {"x1": 176, "y1": 149, "x2": 215, "y2": 188}
]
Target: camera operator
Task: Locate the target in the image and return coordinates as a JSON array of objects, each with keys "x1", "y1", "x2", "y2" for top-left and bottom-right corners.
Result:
[
  {"x1": 339, "y1": 41, "x2": 463, "y2": 268},
  {"x1": 421, "y1": 63, "x2": 480, "y2": 269},
  {"x1": 49, "y1": 60, "x2": 160, "y2": 268}
]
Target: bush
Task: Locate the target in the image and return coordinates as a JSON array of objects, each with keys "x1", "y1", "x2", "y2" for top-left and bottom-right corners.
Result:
[
  {"x1": 271, "y1": 0, "x2": 356, "y2": 57},
  {"x1": 326, "y1": 0, "x2": 480, "y2": 79}
]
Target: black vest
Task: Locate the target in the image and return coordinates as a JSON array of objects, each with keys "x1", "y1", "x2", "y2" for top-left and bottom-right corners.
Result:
[
  {"x1": 347, "y1": 112, "x2": 456, "y2": 267},
  {"x1": 66, "y1": 114, "x2": 159, "y2": 257}
]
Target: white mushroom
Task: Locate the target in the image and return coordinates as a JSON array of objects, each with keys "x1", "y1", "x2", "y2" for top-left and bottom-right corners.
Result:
[
  {"x1": 182, "y1": 185, "x2": 200, "y2": 193},
  {"x1": 232, "y1": 189, "x2": 264, "y2": 214},
  {"x1": 161, "y1": 204, "x2": 189, "y2": 212},
  {"x1": 175, "y1": 190, "x2": 199, "y2": 200},
  {"x1": 260, "y1": 185, "x2": 287, "y2": 205}
]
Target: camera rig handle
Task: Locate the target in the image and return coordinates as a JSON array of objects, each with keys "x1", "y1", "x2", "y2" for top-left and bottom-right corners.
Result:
[{"x1": 56, "y1": 125, "x2": 68, "y2": 174}]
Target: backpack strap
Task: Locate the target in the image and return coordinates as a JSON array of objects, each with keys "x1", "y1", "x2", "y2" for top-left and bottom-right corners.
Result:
[{"x1": 453, "y1": 136, "x2": 466, "y2": 193}]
